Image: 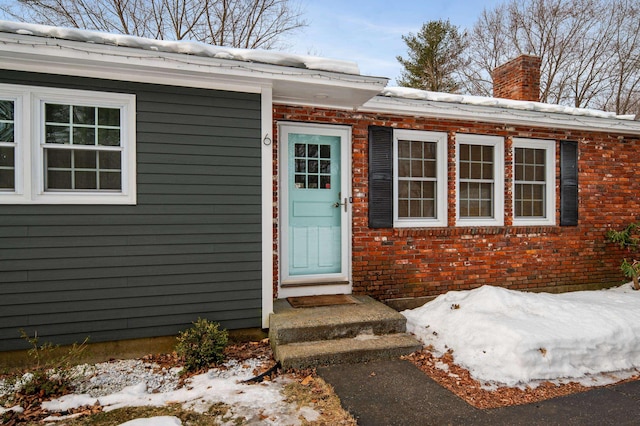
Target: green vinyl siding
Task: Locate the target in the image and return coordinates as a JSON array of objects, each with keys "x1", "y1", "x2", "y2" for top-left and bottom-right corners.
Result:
[{"x1": 0, "y1": 70, "x2": 262, "y2": 351}]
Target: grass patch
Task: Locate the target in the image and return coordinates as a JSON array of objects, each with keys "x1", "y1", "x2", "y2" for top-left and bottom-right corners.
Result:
[
  {"x1": 283, "y1": 375, "x2": 356, "y2": 425},
  {"x1": 55, "y1": 403, "x2": 240, "y2": 426}
]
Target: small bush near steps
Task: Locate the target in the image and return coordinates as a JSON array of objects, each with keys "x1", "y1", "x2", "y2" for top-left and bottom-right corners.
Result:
[{"x1": 175, "y1": 318, "x2": 228, "y2": 373}]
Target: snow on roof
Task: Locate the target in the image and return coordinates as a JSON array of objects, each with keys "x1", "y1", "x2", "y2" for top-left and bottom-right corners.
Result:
[
  {"x1": 381, "y1": 87, "x2": 636, "y2": 121},
  {"x1": 0, "y1": 20, "x2": 361, "y2": 76}
]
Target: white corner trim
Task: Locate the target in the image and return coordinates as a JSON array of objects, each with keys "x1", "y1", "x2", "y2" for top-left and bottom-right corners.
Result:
[{"x1": 261, "y1": 85, "x2": 273, "y2": 329}]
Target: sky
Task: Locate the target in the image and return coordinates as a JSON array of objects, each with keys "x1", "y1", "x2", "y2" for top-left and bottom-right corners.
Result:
[{"x1": 286, "y1": 0, "x2": 505, "y2": 84}]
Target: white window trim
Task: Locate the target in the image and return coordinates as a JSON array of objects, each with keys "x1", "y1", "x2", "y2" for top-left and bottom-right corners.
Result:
[
  {"x1": 456, "y1": 134, "x2": 504, "y2": 227},
  {"x1": 393, "y1": 129, "x2": 447, "y2": 228},
  {"x1": 512, "y1": 138, "x2": 556, "y2": 226},
  {"x1": 0, "y1": 83, "x2": 136, "y2": 204}
]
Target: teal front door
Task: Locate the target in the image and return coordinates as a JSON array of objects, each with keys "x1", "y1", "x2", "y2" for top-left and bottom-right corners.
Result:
[{"x1": 279, "y1": 123, "x2": 351, "y2": 296}]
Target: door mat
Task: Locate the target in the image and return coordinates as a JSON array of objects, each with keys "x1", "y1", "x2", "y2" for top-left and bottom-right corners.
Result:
[{"x1": 287, "y1": 294, "x2": 360, "y2": 308}]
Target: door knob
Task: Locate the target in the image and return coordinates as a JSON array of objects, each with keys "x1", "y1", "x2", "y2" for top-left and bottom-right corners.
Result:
[{"x1": 333, "y1": 198, "x2": 348, "y2": 212}]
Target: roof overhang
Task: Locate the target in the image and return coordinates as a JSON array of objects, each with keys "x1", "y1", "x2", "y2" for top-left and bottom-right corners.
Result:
[
  {"x1": 0, "y1": 32, "x2": 388, "y2": 110},
  {"x1": 362, "y1": 96, "x2": 640, "y2": 136}
]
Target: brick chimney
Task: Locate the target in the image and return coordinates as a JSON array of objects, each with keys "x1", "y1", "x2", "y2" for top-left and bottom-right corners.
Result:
[{"x1": 492, "y1": 55, "x2": 541, "y2": 102}]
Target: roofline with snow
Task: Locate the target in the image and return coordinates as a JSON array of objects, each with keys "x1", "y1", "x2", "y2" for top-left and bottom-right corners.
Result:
[
  {"x1": 361, "y1": 96, "x2": 640, "y2": 136},
  {"x1": 0, "y1": 29, "x2": 388, "y2": 109}
]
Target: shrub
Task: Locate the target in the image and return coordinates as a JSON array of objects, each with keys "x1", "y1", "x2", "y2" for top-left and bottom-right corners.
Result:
[
  {"x1": 175, "y1": 318, "x2": 228, "y2": 372},
  {"x1": 607, "y1": 223, "x2": 640, "y2": 290},
  {"x1": 14, "y1": 330, "x2": 88, "y2": 398}
]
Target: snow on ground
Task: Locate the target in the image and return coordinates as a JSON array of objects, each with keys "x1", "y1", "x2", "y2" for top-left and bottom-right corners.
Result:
[
  {"x1": 1, "y1": 357, "x2": 319, "y2": 425},
  {"x1": 402, "y1": 283, "x2": 640, "y2": 389}
]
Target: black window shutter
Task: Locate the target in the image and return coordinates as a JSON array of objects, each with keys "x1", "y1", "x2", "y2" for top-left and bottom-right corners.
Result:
[
  {"x1": 560, "y1": 141, "x2": 579, "y2": 226},
  {"x1": 368, "y1": 126, "x2": 393, "y2": 228}
]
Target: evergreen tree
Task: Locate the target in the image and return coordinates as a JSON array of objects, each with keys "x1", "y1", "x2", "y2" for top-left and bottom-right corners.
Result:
[{"x1": 396, "y1": 20, "x2": 467, "y2": 93}]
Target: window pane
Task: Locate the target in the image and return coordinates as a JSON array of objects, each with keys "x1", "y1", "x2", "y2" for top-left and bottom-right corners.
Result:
[
  {"x1": 98, "y1": 108, "x2": 120, "y2": 126},
  {"x1": 73, "y1": 127, "x2": 96, "y2": 145},
  {"x1": 459, "y1": 162, "x2": 470, "y2": 179},
  {"x1": 73, "y1": 106, "x2": 95, "y2": 125},
  {"x1": 398, "y1": 199, "x2": 408, "y2": 217},
  {"x1": 98, "y1": 128, "x2": 121, "y2": 146},
  {"x1": 398, "y1": 140, "x2": 410, "y2": 158},
  {"x1": 295, "y1": 143, "x2": 305, "y2": 157},
  {"x1": 470, "y1": 144, "x2": 482, "y2": 161},
  {"x1": 295, "y1": 159, "x2": 305, "y2": 173},
  {"x1": 422, "y1": 200, "x2": 435, "y2": 217},
  {"x1": 307, "y1": 144, "x2": 318, "y2": 158},
  {"x1": 100, "y1": 172, "x2": 121, "y2": 190},
  {"x1": 294, "y1": 174, "x2": 305, "y2": 189},
  {"x1": 320, "y1": 160, "x2": 330, "y2": 173},
  {"x1": 398, "y1": 180, "x2": 408, "y2": 198},
  {"x1": 0, "y1": 169, "x2": 14, "y2": 190},
  {"x1": 423, "y1": 159, "x2": 436, "y2": 178},
  {"x1": 470, "y1": 162, "x2": 482, "y2": 179},
  {"x1": 0, "y1": 147, "x2": 14, "y2": 167},
  {"x1": 320, "y1": 175, "x2": 331, "y2": 189},
  {"x1": 398, "y1": 159, "x2": 410, "y2": 177},
  {"x1": 47, "y1": 170, "x2": 72, "y2": 189},
  {"x1": 47, "y1": 149, "x2": 72, "y2": 168},
  {"x1": 0, "y1": 100, "x2": 14, "y2": 121},
  {"x1": 320, "y1": 144, "x2": 330, "y2": 158},
  {"x1": 46, "y1": 104, "x2": 70, "y2": 123},
  {"x1": 74, "y1": 150, "x2": 97, "y2": 168},
  {"x1": 482, "y1": 163, "x2": 493, "y2": 179},
  {"x1": 308, "y1": 175, "x2": 318, "y2": 188},
  {"x1": 75, "y1": 171, "x2": 97, "y2": 189},
  {"x1": 0, "y1": 123, "x2": 14, "y2": 143},
  {"x1": 99, "y1": 152, "x2": 121, "y2": 170},
  {"x1": 410, "y1": 160, "x2": 422, "y2": 178},
  {"x1": 534, "y1": 165, "x2": 545, "y2": 181},
  {"x1": 459, "y1": 144, "x2": 470, "y2": 161},
  {"x1": 46, "y1": 125, "x2": 70, "y2": 144},
  {"x1": 307, "y1": 159, "x2": 318, "y2": 173},
  {"x1": 480, "y1": 200, "x2": 493, "y2": 216}
]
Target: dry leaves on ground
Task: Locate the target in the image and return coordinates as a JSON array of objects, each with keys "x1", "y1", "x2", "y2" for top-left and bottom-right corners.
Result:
[{"x1": 403, "y1": 348, "x2": 640, "y2": 409}]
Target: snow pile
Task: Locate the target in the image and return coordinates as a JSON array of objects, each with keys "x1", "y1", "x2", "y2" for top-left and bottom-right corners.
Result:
[
  {"x1": 403, "y1": 284, "x2": 640, "y2": 388},
  {"x1": 0, "y1": 20, "x2": 360, "y2": 75},
  {"x1": 381, "y1": 87, "x2": 636, "y2": 120}
]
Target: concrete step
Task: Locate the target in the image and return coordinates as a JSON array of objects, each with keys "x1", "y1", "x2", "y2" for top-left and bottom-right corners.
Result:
[
  {"x1": 275, "y1": 332, "x2": 422, "y2": 370},
  {"x1": 269, "y1": 295, "x2": 408, "y2": 346}
]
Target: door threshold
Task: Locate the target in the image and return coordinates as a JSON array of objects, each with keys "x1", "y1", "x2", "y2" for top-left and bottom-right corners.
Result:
[{"x1": 280, "y1": 280, "x2": 350, "y2": 288}]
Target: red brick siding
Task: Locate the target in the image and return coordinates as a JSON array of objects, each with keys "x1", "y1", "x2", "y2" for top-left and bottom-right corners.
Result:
[
  {"x1": 273, "y1": 104, "x2": 639, "y2": 301},
  {"x1": 492, "y1": 55, "x2": 542, "y2": 102}
]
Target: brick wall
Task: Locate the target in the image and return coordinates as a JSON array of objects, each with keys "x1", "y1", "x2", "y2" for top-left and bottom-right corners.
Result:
[
  {"x1": 273, "y1": 104, "x2": 639, "y2": 301},
  {"x1": 492, "y1": 55, "x2": 542, "y2": 102}
]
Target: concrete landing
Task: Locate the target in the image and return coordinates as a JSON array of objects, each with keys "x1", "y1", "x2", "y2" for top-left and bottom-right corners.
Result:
[{"x1": 269, "y1": 295, "x2": 422, "y2": 369}]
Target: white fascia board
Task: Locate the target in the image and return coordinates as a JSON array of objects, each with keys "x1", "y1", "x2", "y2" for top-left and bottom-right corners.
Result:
[
  {"x1": 0, "y1": 33, "x2": 387, "y2": 98},
  {"x1": 361, "y1": 96, "x2": 640, "y2": 136}
]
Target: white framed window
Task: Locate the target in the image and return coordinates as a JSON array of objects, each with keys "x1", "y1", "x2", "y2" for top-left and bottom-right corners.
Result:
[
  {"x1": 393, "y1": 130, "x2": 447, "y2": 227},
  {"x1": 0, "y1": 84, "x2": 136, "y2": 204},
  {"x1": 456, "y1": 134, "x2": 504, "y2": 226},
  {"x1": 512, "y1": 138, "x2": 556, "y2": 225}
]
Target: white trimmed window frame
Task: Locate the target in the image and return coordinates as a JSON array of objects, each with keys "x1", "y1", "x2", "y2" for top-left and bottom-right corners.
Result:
[
  {"x1": 512, "y1": 138, "x2": 556, "y2": 226},
  {"x1": 393, "y1": 129, "x2": 447, "y2": 228},
  {"x1": 456, "y1": 134, "x2": 504, "y2": 227},
  {"x1": 0, "y1": 84, "x2": 136, "y2": 205}
]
